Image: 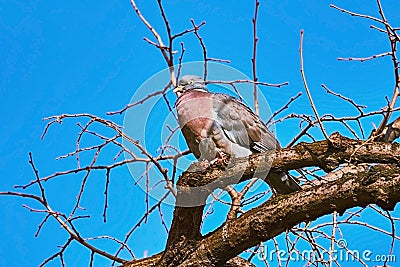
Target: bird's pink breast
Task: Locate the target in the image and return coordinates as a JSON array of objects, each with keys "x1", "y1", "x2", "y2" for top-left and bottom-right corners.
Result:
[{"x1": 176, "y1": 91, "x2": 215, "y2": 139}]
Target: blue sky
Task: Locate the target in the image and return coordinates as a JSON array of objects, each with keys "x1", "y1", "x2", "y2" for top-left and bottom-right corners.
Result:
[{"x1": 1, "y1": 0, "x2": 399, "y2": 266}]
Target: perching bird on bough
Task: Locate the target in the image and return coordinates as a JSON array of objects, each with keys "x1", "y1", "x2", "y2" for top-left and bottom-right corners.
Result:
[{"x1": 174, "y1": 75, "x2": 301, "y2": 194}]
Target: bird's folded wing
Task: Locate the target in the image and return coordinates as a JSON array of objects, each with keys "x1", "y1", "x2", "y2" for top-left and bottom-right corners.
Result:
[{"x1": 212, "y1": 93, "x2": 279, "y2": 153}]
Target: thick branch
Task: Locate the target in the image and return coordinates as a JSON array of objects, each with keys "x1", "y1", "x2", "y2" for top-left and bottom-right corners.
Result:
[
  {"x1": 177, "y1": 133, "x2": 400, "y2": 191},
  {"x1": 126, "y1": 133, "x2": 400, "y2": 266},
  {"x1": 180, "y1": 164, "x2": 400, "y2": 266},
  {"x1": 125, "y1": 254, "x2": 255, "y2": 267},
  {"x1": 163, "y1": 133, "x2": 400, "y2": 264}
]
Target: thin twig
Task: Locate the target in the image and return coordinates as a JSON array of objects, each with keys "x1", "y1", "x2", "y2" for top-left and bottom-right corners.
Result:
[
  {"x1": 266, "y1": 92, "x2": 302, "y2": 126},
  {"x1": 252, "y1": 0, "x2": 260, "y2": 115},
  {"x1": 299, "y1": 30, "x2": 331, "y2": 143},
  {"x1": 338, "y1": 51, "x2": 392, "y2": 62}
]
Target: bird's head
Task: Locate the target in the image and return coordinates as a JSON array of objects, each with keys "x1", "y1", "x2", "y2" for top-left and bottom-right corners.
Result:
[{"x1": 173, "y1": 75, "x2": 208, "y2": 95}]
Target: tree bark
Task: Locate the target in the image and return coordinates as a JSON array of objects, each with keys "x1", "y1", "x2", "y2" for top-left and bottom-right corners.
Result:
[
  {"x1": 124, "y1": 133, "x2": 400, "y2": 266},
  {"x1": 180, "y1": 164, "x2": 400, "y2": 266}
]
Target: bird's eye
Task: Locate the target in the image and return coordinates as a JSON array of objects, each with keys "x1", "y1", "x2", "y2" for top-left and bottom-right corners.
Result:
[{"x1": 189, "y1": 80, "x2": 194, "y2": 85}]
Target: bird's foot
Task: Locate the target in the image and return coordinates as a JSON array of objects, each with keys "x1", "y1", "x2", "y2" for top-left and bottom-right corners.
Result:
[
  {"x1": 196, "y1": 153, "x2": 230, "y2": 173},
  {"x1": 199, "y1": 159, "x2": 211, "y2": 173},
  {"x1": 209, "y1": 153, "x2": 230, "y2": 167}
]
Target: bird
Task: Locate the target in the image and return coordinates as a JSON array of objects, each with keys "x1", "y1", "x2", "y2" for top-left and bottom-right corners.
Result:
[{"x1": 174, "y1": 75, "x2": 301, "y2": 194}]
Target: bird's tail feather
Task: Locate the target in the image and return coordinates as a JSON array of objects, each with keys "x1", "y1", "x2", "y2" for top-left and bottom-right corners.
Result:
[{"x1": 267, "y1": 172, "x2": 301, "y2": 194}]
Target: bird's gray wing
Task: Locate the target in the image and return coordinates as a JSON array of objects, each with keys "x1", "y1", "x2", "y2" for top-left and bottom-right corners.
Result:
[
  {"x1": 211, "y1": 93, "x2": 301, "y2": 194},
  {"x1": 212, "y1": 93, "x2": 279, "y2": 153}
]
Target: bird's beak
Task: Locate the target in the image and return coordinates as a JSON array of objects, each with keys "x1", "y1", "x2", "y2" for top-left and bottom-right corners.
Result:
[{"x1": 173, "y1": 85, "x2": 184, "y2": 94}]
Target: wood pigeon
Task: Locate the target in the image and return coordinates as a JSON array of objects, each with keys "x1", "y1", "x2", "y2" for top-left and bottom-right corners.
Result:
[{"x1": 174, "y1": 75, "x2": 301, "y2": 194}]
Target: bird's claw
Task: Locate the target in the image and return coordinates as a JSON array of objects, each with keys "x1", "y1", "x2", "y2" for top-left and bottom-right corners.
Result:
[
  {"x1": 209, "y1": 153, "x2": 230, "y2": 166},
  {"x1": 199, "y1": 159, "x2": 211, "y2": 173}
]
